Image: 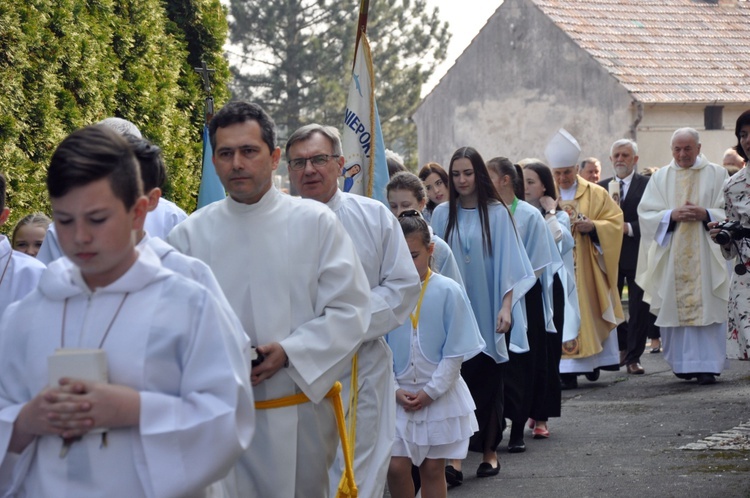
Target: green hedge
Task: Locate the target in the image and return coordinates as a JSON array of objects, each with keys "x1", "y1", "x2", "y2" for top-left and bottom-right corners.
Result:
[{"x1": 0, "y1": 0, "x2": 230, "y2": 234}]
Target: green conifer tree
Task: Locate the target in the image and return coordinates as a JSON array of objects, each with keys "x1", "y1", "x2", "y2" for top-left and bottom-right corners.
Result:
[
  {"x1": 0, "y1": 0, "x2": 230, "y2": 232},
  {"x1": 228, "y1": 0, "x2": 449, "y2": 168}
]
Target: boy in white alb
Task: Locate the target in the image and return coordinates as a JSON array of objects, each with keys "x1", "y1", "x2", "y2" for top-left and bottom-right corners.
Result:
[
  {"x1": 36, "y1": 118, "x2": 187, "y2": 265},
  {"x1": 0, "y1": 125, "x2": 254, "y2": 497}
]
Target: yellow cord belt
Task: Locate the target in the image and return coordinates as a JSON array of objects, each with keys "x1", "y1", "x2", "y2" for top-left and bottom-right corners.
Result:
[
  {"x1": 254, "y1": 379, "x2": 358, "y2": 498},
  {"x1": 342, "y1": 354, "x2": 359, "y2": 496}
]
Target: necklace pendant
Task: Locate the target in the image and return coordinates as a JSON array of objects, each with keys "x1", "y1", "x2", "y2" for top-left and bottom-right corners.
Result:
[{"x1": 465, "y1": 254, "x2": 471, "y2": 264}]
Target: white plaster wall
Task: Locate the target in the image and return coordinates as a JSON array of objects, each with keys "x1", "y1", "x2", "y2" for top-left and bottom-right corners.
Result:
[
  {"x1": 635, "y1": 104, "x2": 749, "y2": 170},
  {"x1": 413, "y1": 0, "x2": 634, "y2": 176},
  {"x1": 414, "y1": 0, "x2": 750, "y2": 179}
]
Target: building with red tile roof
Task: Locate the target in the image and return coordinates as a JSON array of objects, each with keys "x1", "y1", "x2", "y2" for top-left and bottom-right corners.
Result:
[{"x1": 414, "y1": 0, "x2": 750, "y2": 172}]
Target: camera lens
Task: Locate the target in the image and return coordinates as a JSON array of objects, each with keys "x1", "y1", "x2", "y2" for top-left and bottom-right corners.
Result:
[{"x1": 715, "y1": 230, "x2": 732, "y2": 246}]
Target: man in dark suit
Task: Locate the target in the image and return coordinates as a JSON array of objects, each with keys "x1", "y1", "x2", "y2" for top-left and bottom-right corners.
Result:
[{"x1": 599, "y1": 139, "x2": 654, "y2": 374}]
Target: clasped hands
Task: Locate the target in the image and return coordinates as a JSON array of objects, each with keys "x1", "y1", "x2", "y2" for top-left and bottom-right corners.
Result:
[
  {"x1": 250, "y1": 342, "x2": 288, "y2": 386},
  {"x1": 671, "y1": 202, "x2": 707, "y2": 223},
  {"x1": 395, "y1": 389, "x2": 434, "y2": 412},
  {"x1": 12, "y1": 379, "x2": 139, "y2": 452}
]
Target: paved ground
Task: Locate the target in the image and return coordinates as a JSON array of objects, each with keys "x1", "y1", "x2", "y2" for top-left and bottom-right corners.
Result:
[{"x1": 386, "y1": 349, "x2": 750, "y2": 497}]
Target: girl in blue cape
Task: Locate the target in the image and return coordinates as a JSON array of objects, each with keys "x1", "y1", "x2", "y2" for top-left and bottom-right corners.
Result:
[
  {"x1": 431, "y1": 147, "x2": 535, "y2": 480},
  {"x1": 386, "y1": 213, "x2": 484, "y2": 498}
]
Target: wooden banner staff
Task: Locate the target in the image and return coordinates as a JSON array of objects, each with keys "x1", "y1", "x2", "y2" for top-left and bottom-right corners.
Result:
[{"x1": 353, "y1": 0, "x2": 370, "y2": 70}]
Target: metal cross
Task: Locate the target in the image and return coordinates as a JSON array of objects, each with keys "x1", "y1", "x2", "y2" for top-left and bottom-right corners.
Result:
[{"x1": 194, "y1": 60, "x2": 215, "y2": 94}]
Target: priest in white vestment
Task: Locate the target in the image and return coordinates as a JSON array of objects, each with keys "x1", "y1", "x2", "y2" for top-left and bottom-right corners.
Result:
[
  {"x1": 168, "y1": 102, "x2": 371, "y2": 498},
  {"x1": 286, "y1": 124, "x2": 421, "y2": 498},
  {"x1": 636, "y1": 128, "x2": 730, "y2": 385}
]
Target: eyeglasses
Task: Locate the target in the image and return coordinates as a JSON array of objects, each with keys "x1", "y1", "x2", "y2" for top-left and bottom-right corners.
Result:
[
  {"x1": 398, "y1": 209, "x2": 423, "y2": 219},
  {"x1": 288, "y1": 154, "x2": 339, "y2": 171}
]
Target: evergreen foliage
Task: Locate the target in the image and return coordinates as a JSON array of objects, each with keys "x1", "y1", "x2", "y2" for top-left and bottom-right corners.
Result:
[
  {"x1": 228, "y1": 0, "x2": 449, "y2": 169},
  {"x1": 0, "y1": 0, "x2": 230, "y2": 233}
]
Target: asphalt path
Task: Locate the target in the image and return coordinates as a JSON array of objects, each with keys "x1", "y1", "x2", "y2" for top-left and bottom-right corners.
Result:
[{"x1": 386, "y1": 350, "x2": 750, "y2": 497}]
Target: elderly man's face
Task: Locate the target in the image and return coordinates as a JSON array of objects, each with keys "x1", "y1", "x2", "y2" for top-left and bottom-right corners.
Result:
[
  {"x1": 611, "y1": 145, "x2": 638, "y2": 179},
  {"x1": 287, "y1": 132, "x2": 343, "y2": 203},
  {"x1": 671, "y1": 133, "x2": 701, "y2": 169},
  {"x1": 580, "y1": 161, "x2": 601, "y2": 183},
  {"x1": 553, "y1": 165, "x2": 578, "y2": 190}
]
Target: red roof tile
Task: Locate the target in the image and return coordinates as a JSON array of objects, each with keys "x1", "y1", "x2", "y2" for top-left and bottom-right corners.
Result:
[{"x1": 532, "y1": 0, "x2": 750, "y2": 102}]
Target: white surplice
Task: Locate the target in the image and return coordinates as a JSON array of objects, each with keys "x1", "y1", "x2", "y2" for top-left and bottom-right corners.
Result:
[
  {"x1": 36, "y1": 224, "x2": 63, "y2": 265},
  {"x1": 168, "y1": 187, "x2": 370, "y2": 498},
  {"x1": 636, "y1": 155, "x2": 730, "y2": 374},
  {"x1": 0, "y1": 235, "x2": 45, "y2": 316},
  {"x1": 553, "y1": 211, "x2": 581, "y2": 343},
  {"x1": 0, "y1": 246, "x2": 254, "y2": 498},
  {"x1": 143, "y1": 198, "x2": 188, "y2": 240},
  {"x1": 324, "y1": 190, "x2": 421, "y2": 498},
  {"x1": 138, "y1": 233, "x2": 249, "y2": 353}
]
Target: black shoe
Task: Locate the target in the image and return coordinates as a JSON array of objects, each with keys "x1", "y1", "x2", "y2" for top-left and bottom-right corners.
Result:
[
  {"x1": 476, "y1": 461, "x2": 500, "y2": 477},
  {"x1": 697, "y1": 373, "x2": 716, "y2": 385},
  {"x1": 675, "y1": 373, "x2": 696, "y2": 380},
  {"x1": 584, "y1": 368, "x2": 601, "y2": 381},
  {"x1": 599, "y1": 363, "x2": 621, "y2": 372},
  {"x1": 560, "y1": 374, "x2": 578, "y2": 390},
  {"x1": 445, "y1": 465, "x2": 463, "y2": 486},
  {"x1": 508, "y1": 439, "x2": 526, "y2": 453}
]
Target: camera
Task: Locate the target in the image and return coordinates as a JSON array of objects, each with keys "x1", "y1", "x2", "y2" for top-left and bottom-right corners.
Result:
[{"x1": 713, "y1": 220, "x2": 750, "y2": 246}]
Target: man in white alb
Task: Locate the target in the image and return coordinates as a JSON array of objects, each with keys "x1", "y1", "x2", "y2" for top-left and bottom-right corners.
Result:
[
  {"x1": 168, "y1": 102, "x2": 371, "y2": 497},
  {"x1": 286, "y1": 124, "x2": 420, "y2": 498},
  {"x1": 636, "y1": 128, "x2": 729, "y2": 385}
]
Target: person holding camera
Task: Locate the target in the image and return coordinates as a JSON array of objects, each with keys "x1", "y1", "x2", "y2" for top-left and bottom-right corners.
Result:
[
  {"x1": 636, "y1": 128, "x2": 730, "y2": 385},
  {"x1": 712, "y1": 110, "x2": 750, "y2": 361}
]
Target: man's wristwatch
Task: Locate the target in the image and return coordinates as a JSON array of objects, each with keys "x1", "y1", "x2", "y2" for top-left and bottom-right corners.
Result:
[{"x1": 545, "y1": 209, "x2": 556, "y2": 216}]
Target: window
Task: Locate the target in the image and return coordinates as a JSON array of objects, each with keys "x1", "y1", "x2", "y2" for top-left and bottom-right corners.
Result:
[{"x1": 704, "y1": 106, "x2": 723, "y2": 130}]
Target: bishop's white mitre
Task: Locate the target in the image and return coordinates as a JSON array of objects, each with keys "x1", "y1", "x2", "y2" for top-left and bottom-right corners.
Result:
[{"x1": 545, "y1": 128, "x2": 581, "y2": 169}]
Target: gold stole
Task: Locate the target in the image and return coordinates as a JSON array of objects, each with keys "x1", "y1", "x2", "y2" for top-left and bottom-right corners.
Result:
[
  {"x1": 672, "y1": 169, "x2": 703, "y2": 325},
  {"x1": 560, "y1": 183, "x2": 624, "y2": 358}
]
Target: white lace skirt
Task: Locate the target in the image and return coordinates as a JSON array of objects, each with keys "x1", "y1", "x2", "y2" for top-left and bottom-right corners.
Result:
[{"x1": 392, "y1": 376, "x2": 478, "y2": 465}]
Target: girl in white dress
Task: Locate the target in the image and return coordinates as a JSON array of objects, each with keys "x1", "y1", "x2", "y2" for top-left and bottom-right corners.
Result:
[{"x1": 386, "y1": 213, "x2": 484, "y2": 498}]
